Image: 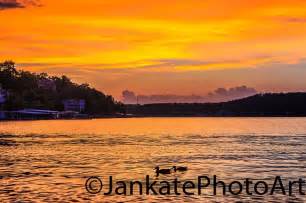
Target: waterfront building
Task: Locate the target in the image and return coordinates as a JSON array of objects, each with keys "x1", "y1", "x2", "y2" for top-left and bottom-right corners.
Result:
[{"x1": 62, "y1": 99, "x2": 86, "y2": 113}]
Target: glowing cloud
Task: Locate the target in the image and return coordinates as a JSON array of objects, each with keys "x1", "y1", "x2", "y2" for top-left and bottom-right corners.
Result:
[{"x1": 1, "y1": 0, "x2": 306, "y2": 98}]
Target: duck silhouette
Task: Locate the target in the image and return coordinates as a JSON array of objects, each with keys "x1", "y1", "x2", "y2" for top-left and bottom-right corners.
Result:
[
  {"x1": 172, "y1": 166, "x2": 188, "y2": 172},
  {"x1": 154, "y1": 166, "x2": 171, "y2": 177}
]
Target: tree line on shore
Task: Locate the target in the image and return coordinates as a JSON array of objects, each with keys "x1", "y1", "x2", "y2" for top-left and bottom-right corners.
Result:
[
  {"x1": 126, "y1": 92, "x2": 306, "y2": 116},
  {"x1": 1, "y1": 60, "x2": 306, "y2": 117},
  {"x1": 0, "y1": 61, "x2": 124, "y2": 114}
]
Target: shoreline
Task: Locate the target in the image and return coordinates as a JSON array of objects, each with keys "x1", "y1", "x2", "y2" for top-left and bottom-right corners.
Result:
[{"x1": 1, "y1": 114, "x2": 306, "y2": 121}]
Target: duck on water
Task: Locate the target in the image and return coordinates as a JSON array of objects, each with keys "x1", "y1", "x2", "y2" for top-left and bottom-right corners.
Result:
[
  {"x1": 172, "y1": 166, "x2": 188, "y2": 172},
  {"x1": 154, "y1": 166, "x2": 171, "y2": 177},
  {"x1": 154, "y1": 166, "x2": 188, "y2": 177}
]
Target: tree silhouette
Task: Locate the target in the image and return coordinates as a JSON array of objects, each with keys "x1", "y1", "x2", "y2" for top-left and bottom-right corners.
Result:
[{"x1": 0, "y1": 61, "x2": 124, "y2": 114}]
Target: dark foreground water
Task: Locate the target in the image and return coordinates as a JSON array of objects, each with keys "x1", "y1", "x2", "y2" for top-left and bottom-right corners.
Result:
[{"x1": 0, "y1": 118, "x2": 306, "y2": 202}]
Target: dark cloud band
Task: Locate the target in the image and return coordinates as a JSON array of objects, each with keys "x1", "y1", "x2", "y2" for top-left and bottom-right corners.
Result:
[
  {"x1": 0, "y1": 0, "x2": 23, "y2": 9},
  {"x1": 0, "y1": 0, "x2": 40, "y2": 10}
]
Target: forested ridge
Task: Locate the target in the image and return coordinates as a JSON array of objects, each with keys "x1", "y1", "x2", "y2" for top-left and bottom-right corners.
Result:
[{"x1": 0, "y1": 61, "x2": 124, "y2": 114}]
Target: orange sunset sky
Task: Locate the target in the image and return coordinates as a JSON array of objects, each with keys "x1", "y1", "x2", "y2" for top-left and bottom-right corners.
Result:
[{"x1": 1, "y1": 0, "x2": 306, "y2": 100}]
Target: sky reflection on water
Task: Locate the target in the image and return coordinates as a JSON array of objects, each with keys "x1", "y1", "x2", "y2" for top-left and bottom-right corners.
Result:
[{"x1": 1, "y1": 118, "x2": 306, "y2": 202}]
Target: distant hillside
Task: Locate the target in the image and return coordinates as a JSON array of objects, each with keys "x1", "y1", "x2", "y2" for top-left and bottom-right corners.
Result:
[{"x1": 126, "y1": 92, "x2": 306, "y2": 116}]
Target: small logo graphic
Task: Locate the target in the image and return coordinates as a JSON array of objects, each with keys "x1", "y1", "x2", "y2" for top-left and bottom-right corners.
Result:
[{"x1": 85, "y1": 177, "x2": 103, "y2": 194}]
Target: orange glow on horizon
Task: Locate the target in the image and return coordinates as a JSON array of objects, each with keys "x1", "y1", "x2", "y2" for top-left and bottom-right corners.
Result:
[{"x1": 1, "y1": 0, "x2": 306, "y2": 98}]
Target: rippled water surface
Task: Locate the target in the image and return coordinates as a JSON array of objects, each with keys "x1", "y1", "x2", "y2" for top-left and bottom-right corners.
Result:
[{"x1": 1, "y1": 118, "x2": 306, "y2": 202}]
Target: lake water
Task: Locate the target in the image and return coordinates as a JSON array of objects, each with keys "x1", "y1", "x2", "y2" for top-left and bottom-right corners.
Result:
[{"x1": 1, "y1": 118, "x2": 306, "y2": 202}]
